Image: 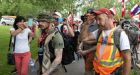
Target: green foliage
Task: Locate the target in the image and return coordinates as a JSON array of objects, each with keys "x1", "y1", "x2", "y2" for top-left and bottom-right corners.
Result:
[
  {"x1": 79, "y1": 0, "x2": 140, "y2": 20},
  {"x1": 131, "y1": 69, "x2": 138, "y2": 75},
  {"x1": 0, "y1": 0, "x2": 75, "y2": 17},
  {"x1": 0, "y1": 0, "x2": 139, "y2": 19}
]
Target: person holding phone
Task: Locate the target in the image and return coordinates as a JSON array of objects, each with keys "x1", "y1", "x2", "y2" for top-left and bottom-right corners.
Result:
[{"x1": 10, "y1": 16, "x2": 33, "y2": 75}]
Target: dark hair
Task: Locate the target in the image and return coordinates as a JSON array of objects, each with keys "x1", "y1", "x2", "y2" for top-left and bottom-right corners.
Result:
[
  {"x1": 81, "y1": 15, "x2": 86, "y2": 22},
  {"x1": 87, "y1": 8, "x2": 95, "y2": 14},
  {"x1": 13, "y1": 16, "x2": 25, "y2": 30}
]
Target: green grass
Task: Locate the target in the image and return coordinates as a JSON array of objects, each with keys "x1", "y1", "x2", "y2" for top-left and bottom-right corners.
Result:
[
  {"x1": 0, "y1": 25, "x2": 139, "y2": 75},
  {"x1": 0, "y1": 26, "x2": 38, "y2": 75}
]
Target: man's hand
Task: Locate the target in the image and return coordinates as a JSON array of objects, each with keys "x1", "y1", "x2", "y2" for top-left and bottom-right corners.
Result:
[{"x1": 77, "y1": 50, "x2": 87, "y2": 56}]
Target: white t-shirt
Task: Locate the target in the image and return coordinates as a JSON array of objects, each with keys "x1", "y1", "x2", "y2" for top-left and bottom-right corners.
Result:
[
  {"x1": 10, "y1": 28, "x2": 31, "y2": 53},
  {"x1": 92, "y1": 28, "x2": 130, "y2": 55}
]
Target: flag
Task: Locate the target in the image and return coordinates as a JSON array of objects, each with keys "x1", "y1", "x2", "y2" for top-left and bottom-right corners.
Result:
[
  {"x1": 110, "y1": 6, "x2": 117, "y2": 15},
  {"x1": 118, "y1": 0, "x2": 128, "y2": 3},
  {"x1": 132, "y1": 15, "x2": 139, "y2": 21},
  {"x1": 122, "y1": 0, "x2": 126, "y2": 17},
  {"x1": 130, "y1": 4, "x2": 140, "y2": 16}
]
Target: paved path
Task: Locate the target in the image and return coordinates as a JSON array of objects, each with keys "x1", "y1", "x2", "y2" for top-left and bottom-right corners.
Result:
[
  {"x1": 28, "y1": 59, "x2": 85, "y2": 75},
  {"x1": 13, "y1": 58, "x2": 85, "y2": 75}
]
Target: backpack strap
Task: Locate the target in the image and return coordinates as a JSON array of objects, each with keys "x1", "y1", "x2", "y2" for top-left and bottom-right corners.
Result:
[
  {"x1": 56, "y1": 25, "x2": 64, "y2": 37},
  {"x1": 13, "y1": 36, "x2": 16, "y2": 52},
  {"x1": 97, "y1": 28, "x2": 122, "y2": 50},
  {"x1": 8, "y1": 35, "x2": 16, "y2": 52},
  {"x1": 42, "y1": 31, "x2": 58, "y2": 73},
  {"x1": 113, "y1": 29, "x2": 123, "y2": 50},
  {"x1": 8, "y1": 35, "x2": 12, "y2": 52},
  {"x1": 44, "y1": 31, "x2": 57, "y2": 46},
  {"x1": 60, "y1": 24, "x2": 64, "y2": 33},
  {"x1": 97, "y1": 29, "x2": 102, "y2": 42}
]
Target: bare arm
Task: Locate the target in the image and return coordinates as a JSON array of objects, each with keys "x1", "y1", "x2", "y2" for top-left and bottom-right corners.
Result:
[
  {"x1": 77, "y1": 42, "x2": 83, "y2": 50},
  {"x1": 10, "y1": 23, "x2": 27, "y2": 36},
  {"x1": 67, "y1": 24, "x2": 75, "y2": 37},
  {"x1": 78, "y1": 45, "x2": 96, "y2": 56},
  {"x1": 84, "y1": 46, "x2": 96, "y2": 54},
  {"x1": 10, "y1": 28, "x2": 23, "y2": 36},
  {"x1": 84, "y1": 40, "x2": 96, "y2": 44},
  {"x1": 28, "y1": 32, "x2": 33, "y2": 44},
  {"x1": 121, "y1": 50, "x2": 131, "y2": 75},
  {"x1": 43, "y1": 49, "x2": 63, "y2": 75}
]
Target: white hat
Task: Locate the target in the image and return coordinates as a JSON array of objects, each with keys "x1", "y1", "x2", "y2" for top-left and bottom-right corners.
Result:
[{"x1": 54, "y1": 12, "x2": 62, "y2": 18}]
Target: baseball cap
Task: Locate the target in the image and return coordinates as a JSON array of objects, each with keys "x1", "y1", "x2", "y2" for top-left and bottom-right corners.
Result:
[
  {"x1": 94, "y1": 8, "x2": 113, "y2": 15},
  {"x1": 54, "y1": 12, "x2": 62, "y2": 18},
  {"x1": 38, "y1": 19, "x2": 50, "y2": 23}
]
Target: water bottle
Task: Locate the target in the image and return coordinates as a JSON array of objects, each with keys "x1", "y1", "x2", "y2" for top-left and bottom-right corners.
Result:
[{"x1": 29, "y1": 58, "x2": 36, "y2": 72}]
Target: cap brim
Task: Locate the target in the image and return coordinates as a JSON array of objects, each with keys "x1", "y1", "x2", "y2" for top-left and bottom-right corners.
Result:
[
  {"x1": 38, "y1": 19, "x2": 50, "y2": 23},
  {"x1": 94, "y1": 11, "x2": 103, "y2": 15}
]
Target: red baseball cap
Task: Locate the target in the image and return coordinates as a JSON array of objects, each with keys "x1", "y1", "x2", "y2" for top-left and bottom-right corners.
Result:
[{"x1": 94, "y1": 8, "x2": 113, "y2": 15}]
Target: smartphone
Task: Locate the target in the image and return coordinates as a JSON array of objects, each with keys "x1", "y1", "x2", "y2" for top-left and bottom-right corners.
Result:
[{"x1": 28, "y1": 18, "x2": 33, "y2": 27}]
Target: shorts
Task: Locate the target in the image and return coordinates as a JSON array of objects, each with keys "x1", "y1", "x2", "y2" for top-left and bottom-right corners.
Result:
[{"x1": 84, "y1": 52, "x2": 94, "y2": 71}]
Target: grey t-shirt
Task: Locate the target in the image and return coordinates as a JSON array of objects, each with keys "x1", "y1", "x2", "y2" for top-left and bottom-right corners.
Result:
[{"x1": 88, "y1": 21, "x2": 98, "y2": 32}]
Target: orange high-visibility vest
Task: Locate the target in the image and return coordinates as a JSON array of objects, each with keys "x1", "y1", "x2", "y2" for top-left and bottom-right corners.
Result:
[{"x1": 93, "y1": 29, "x2": 123, "y2": 75}]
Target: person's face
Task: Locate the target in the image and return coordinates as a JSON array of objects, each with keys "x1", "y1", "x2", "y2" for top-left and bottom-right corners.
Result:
[
  {"x1": 38, "y1": 21, "x2": 49, "y2": 29},
  {"x1": 96, "y1": 14, "x2": 114, "y2": 30},
  {"x1": 86, "y1": 13, "x2": 95, "y2": 21},
  {"x1": 17, "y1": 20, "x2": 26, "y2": 27},
  {"x1": 96, "y1": 14, "x2": 109, "y2": 29},
  {"x1": 53, "y1": 20, "x2": 59, "y2": 26}
]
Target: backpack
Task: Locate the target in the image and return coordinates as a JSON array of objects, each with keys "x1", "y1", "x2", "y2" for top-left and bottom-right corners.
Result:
[
  {"x1": 119, "y1": 20, "x2": 139, "y2": 45},
  {"x1": 97, "y1": 24, "x2": 138, "y2": 50},
  {"x1": 49, "y1": 25, "x2": 75, "y2": 65}
]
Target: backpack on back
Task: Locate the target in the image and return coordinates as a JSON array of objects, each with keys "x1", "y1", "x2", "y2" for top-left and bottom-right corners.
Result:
[
  {"x1": 51, "y1": 25, "x2": 75, "y2": 65},
  {"x1": 97, "y1": 22, "x2": 139, "y2": 50},
  {"x1": 118, "y1": 20, "x2": 139, "y2": 46}
]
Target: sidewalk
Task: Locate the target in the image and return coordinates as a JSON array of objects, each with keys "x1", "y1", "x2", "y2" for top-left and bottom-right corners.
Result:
[{"x1": 28, "y1": 58, "x2": 85, "y2": 75}]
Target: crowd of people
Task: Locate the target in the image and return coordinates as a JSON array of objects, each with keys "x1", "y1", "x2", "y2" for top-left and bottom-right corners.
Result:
[{"x1": 8, "y1": 7, "x2": 140, "y2": 75}]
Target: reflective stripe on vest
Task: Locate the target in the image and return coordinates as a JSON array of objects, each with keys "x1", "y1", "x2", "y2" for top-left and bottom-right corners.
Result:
[{"x1": 93, "y1": 29, "x2": 123, "y2": 75}]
